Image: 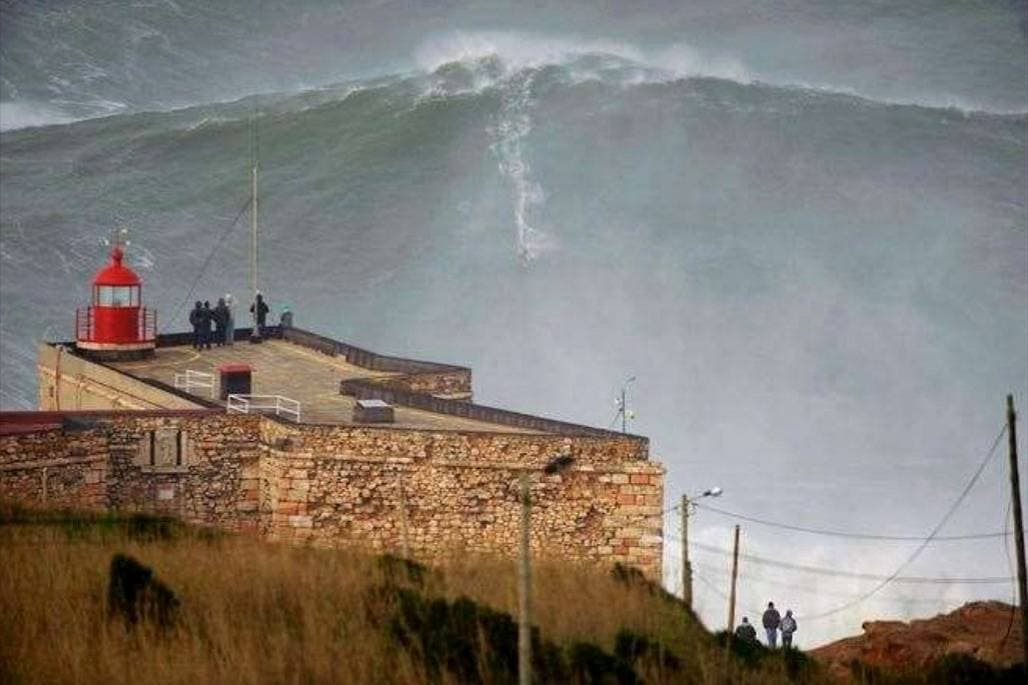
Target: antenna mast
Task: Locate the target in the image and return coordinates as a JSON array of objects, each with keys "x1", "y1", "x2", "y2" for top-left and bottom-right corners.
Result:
[{"x1": 249, "y1": 114, "x2": 262, "y2": 343}]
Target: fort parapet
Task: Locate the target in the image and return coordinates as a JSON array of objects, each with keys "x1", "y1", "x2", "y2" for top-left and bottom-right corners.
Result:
[{"x1": 2, "y1": 326, "x2": 664, "y2": 579}]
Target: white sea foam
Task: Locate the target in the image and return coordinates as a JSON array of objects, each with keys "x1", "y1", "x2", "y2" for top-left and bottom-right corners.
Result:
[
  {"x1": 0, "y1": 101, "x2": 77, "y2": 131},
  {"x1": 416, "y1": 31, "x2": 644, "y2": 75},
  {"x1": 487, "y1": 70, "x2": 556, "y2": 264},
  {"x1": 414, "y1": 30, "x2": 1027, "y2": 116},
  {"x1": 415, "y1": 31, "x2": 751, "y2": 87}
]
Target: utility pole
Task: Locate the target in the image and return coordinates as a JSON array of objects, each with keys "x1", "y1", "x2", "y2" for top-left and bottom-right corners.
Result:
[
  {"x1": 397, "y1": 473, "x2": 410, "y2": 558},
  {"x1": 681, "y1": 494, "x2": 692, "y2": 609},
  {"x1": 518, "y1": 472, "x2": 532, "y2": 685},
  {"x1": 727, "y1": 525, "x2": 740, "y2": 631},
  {"x1": 1006, "y1": 394, "x2": 1027, "y2": 659}
]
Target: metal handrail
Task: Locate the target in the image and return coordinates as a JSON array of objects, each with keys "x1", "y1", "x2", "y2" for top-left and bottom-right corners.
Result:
[
  {"x1": 226, "y1": 394, "x2": 301, "y2": 422},
  {"x1": 174, "y1": 370, "x2": 215, "y2": 398}
]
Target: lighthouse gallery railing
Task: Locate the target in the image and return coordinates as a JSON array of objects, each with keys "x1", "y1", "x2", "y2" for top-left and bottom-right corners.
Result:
[{"x1": 75, "y1": 307, "x2": 157, "y2": 343}]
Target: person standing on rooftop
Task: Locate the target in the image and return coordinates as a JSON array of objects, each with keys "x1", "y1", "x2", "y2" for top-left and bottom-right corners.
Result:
[
  {"x1": 251, "y1": 292, "x2": 269, "y2": 337},
  {"x1": 189, "y1": 301, "x2": 204, "y2": 350},
  {"x1": 213, "y1": 298, "x2": 230, "y2": 346},
  {"x1": 224, "y1": 294, "x2": 235, "y2": 346},
  {"x1": 200, "y1": 301, "x2": 214, "y2": 350}
]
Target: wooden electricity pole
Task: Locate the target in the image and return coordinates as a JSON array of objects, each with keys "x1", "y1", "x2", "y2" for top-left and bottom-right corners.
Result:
[
  {"x1": 397, "y1": 473, "x2": 410, "y2": 558},
  {"x1": 727, "y1": 525, "x2": 740, "y2": 631},
  {"x1": 681, "y1": 495, "x2": 692, "y2": 609},
  {"x1": 518, "y1": 472, "x2": 532, "y2": 685},
  {"x1": 1006, "y1": 395, "x2": 1027, "y2": 659}
]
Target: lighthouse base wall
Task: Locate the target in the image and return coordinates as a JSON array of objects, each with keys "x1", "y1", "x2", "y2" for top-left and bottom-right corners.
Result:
[
  {"x1": 75, "y1": 340, "x2": 156, "y2": 362},
  {"x1": 37, "y1": 343, "x2": 204, "y2": 412}
]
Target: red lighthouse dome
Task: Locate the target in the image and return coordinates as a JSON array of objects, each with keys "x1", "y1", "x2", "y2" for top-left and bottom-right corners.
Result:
[{"x1": 75, "y1": 242, "x2": 156, "y2": 359}]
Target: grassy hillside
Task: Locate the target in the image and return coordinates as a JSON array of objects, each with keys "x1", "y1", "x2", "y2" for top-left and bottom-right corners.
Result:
[{"x1": 0, "y1": 501, "x2": 820, "y2": 684}]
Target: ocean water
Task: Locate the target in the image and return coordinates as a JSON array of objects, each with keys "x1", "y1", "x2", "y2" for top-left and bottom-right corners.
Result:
[{"x1": 1, "y1": 0, "x2": 1026, "y2": 647}]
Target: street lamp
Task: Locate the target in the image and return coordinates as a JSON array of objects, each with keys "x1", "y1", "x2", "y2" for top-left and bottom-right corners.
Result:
[
  {"x1": 681, "y1": 486, "x2": 722, "y2": 610},
  {"x1": 518, "y1": 454, "x2": 575, "y2": 685}
]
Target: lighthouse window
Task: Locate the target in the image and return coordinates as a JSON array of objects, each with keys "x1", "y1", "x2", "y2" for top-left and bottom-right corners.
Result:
[{"x1": 97, "y1": 285, "x2": 138, "y2": 307}]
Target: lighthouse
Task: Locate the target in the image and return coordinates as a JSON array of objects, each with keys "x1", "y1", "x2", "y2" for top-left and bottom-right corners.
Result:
[{"x1": 75, "y1": 236, "x2": 156, "y2": 359}]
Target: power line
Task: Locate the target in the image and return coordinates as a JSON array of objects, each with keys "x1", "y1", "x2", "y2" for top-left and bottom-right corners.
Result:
[
  {"x1": 689, "y1": 559, "x2": 990, "y2": 606},
  {"x1": 800, "y1": 424, "x2": 1008, "y2": 621},
  {"x1": 691, "y1": 501, "x2": 1009, "y2": 541},
  {"x1": 677, "y1": 542, "x2": 1013, "y2": 585},
  {"x1": 692, "y1": 569, "x2": 763, "y2": 621},
  {"x1": 170, "y1": 196, "x2": 252, "y2": 324}
]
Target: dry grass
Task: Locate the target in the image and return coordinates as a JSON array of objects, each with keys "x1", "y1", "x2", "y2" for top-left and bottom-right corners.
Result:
[{"x1": 0, "y1": 503, "x2": 817, "y2": 684}]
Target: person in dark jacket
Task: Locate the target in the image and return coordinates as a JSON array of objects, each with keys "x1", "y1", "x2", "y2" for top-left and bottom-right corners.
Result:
[
  {"x1": 213, "y1": 298, "x2": 230, "y2": 346},
  {"x1": 762, "y1": 602, "x2": 781, "y2": 648},
  {"x1": 780, "y1": 610, "x2": 797, "y2": 648},
  {"x1": 224, "y1": 294, "x2": 235, "y2": 346},
  {"x1": 200, "y1": 301, "x2": 214, "y2": 349},
  {"x1": 250, "y1": 292, "x2": 269, "y2": 336},
  {"x1": 734, "y1": 617, "x2": 757, "y2": 643},
  {"x1": 188, "y1": 301, "x2": 204, "y2": 350}
]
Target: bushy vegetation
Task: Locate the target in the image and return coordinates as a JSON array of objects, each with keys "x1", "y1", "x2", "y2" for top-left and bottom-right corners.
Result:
[
  {"x1": 847, "y1": 654, "x2": 1027, "y2": 685},
  {"x1": 0, "y1": 501, "x2": 828, "y2": 684}
]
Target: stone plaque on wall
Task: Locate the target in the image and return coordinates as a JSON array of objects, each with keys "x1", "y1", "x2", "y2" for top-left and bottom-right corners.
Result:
[
  {"x1": 135, "y1": 426, "x2": 191, "y2": 471},
  {"x1": 154, "y1": 427, "x2": 180, "y2": 467}
]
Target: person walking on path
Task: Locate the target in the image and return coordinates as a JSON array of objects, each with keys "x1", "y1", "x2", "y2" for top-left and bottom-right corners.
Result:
[
  {"x1": 188, "y1": 301, "x2": 204, "y2": 350},
  {"x1": 223, "y1": 294, "x2": 235, "y2": 346},
  {"x1": 762, "y1": 602, "x2": 781, "y2": 648},
  {"x1": 213, "y1": 298, "x2": 230, "y2": 346},
  {"x1": 250, "y1": 292, "x2": 269, "y2": 337},
  {"x1": 200, "y1": 301, "x2": 214, "y2": 350},
  {"x1": 734, "y1": 617, "x2": 757, "y2": 644},
  {"x1": 780, "y1": 610, "x2": 797, "y2": 648}
]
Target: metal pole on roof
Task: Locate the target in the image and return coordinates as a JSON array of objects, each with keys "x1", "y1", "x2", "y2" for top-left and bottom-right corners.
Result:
[
  {"x1": 248, "y1": 108, "x2": 263, "y2": 344},
  {"x1": 249, "y1": 157, "x2": 262, "y2": 343}
]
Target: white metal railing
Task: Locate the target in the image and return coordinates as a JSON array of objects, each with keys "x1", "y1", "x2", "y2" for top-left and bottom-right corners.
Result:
[
  {"x1": 174, "y1": 370, "x2": 215, "y2": 398},
  {"x1": 226, "y1": 394, "x2": 301, "y2": 422}
]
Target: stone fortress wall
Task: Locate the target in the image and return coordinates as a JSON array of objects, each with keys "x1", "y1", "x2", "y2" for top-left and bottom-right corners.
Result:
[
  {"x1": 3, "y1": 328, "x2": 665, "y2": 579},
  {"x1": 1, "y1": 412, "x2": 663, "y2": 578}
]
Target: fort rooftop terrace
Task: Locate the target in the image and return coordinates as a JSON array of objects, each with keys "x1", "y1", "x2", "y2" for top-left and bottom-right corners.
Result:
[{"x1": 91, "y1": 326, "x2": 641, "y2": 440}]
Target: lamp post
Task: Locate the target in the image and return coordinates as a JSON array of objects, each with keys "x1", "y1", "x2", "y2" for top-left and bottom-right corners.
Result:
[
  {"x1": 681, "y1": 486, "x2": 722, "y2": 610},
  {"x1": 519, "y1": 454, "x2": 575, "y2": 685}
]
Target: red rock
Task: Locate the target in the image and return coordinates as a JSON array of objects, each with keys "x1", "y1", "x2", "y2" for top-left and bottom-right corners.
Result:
[{"x1": 811, "y1": 601, "x2": 1024, "y2": 681}]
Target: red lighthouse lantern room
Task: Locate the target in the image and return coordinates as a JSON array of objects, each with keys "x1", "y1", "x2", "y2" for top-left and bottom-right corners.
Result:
[{"x1": 75, "y1": 240, "x2": 156, "y2": 359}]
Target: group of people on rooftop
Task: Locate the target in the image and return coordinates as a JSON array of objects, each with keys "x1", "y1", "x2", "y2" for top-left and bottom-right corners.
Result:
[
  {"x1": 188, "y1": 293, "x2": 269, "y2": 350},
  {"x1": 734, "y1": 602, "x2": 797, "y2": 648}
]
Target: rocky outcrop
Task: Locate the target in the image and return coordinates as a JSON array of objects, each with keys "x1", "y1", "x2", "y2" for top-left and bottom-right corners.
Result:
[{"x1": 811, "y1": 601, "x2": 1024, "y2": 680}]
